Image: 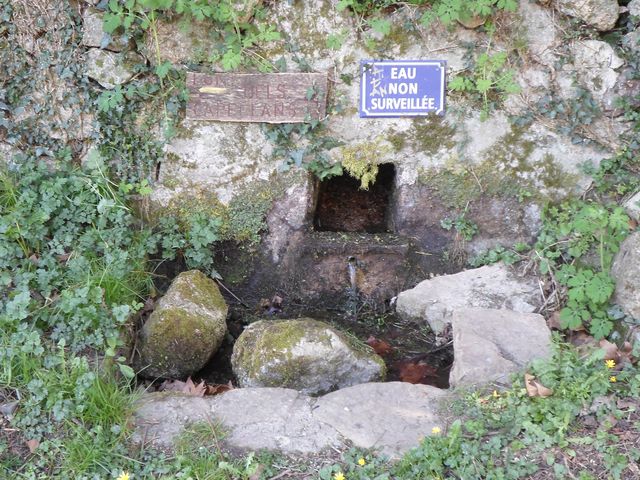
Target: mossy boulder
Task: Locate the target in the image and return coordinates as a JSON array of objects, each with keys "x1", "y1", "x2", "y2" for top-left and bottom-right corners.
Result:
[
  {"x1": 231, "y1": 318, "x2": 386, "y2": 395},
  {"x1": 137, "y1": 270, "x2": 228, "y2": 379}
]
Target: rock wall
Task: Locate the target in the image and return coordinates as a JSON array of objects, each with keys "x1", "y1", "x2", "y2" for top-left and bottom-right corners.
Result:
[{"x1": 15, "y1": 0, "x2": 632, "y2": 306}]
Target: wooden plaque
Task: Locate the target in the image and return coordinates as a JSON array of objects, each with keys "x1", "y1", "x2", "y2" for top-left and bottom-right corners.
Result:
[{"x1": 186, "y1": 72, "x2": 328, "y2": 123}]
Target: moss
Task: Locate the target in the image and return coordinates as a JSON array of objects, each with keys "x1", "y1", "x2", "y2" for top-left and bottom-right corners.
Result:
[
  {"x1": 139, "y1": 270, "x2": 228, "y2": 377},
  {"x1": 169, "y1": 270, "x2": 228, "y2": 313},
  {"x1": 225, "y1": 175, "x2": 288, "y2": 242},
  {"x1": 141, "y1": 306, "x2": 226, "y2": 377},
  {"x1": 233, "y1": 318, "x2": 386, "y2": 392},
  {"x1": 409, "y1": 115, "x2": 457, "y2": 155},
  {"x1": 162, "y1": 174, "x2": 180, "y2": 190},
  {"x1": 418, "y1": 125, "x2": 579, "y2": 208},
  {"x1": 387, "y1": 130, "x2": 407, "y2": 152},
  {"x1": 340, "y1": 138, "x2": 392, "y2": 189},
  {"x1": 380, "y1": 22, "x2": 413, "y2": 56}
]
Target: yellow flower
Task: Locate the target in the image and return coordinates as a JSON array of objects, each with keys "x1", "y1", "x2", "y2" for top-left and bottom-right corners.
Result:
[
  {"x1": 492, "y1": 390, "x2": 500, "y2": 398},
  {"x1": 334, "y1": 472, "x2": 345, "y2": 480},
  {"x1": 610, "y1": 376, "x2": 617, "y2": 383},
  {"x1": 431, "y1": 426, "x2": 442, "y2": 434},
  {"x1": 358, "y1": 458, "x2": 366, "y2": 466},
  {"x1": 605, "y1": 359, "x2": 616, "y2": 369},
  {"x1": 116, "y1": 473, "x2": 130, "y2": 480}
]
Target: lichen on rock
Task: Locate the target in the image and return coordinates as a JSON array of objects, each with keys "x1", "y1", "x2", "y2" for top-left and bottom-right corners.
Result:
[
  {"x1": 137, "y1": 270, "x2": 228, "y2": 379},
  {"x1": 231, "y1": 318, "x2": 386, "y2": 395}
]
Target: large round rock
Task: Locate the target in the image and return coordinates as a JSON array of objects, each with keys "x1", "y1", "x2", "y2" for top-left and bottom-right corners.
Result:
[
  {"x1": 137, "y1": 270, "x2": 228, "y2": 379},
  {"x1": 231, "y1": 318, "x2": 386, "y2": 395}
]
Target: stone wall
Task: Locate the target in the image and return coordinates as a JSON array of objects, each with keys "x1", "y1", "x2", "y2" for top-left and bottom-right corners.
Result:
[{"x1": 81, "y1": 1, "x2": 637, "y2": 305}]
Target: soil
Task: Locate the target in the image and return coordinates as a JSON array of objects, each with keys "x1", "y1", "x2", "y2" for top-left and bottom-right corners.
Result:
[
  {"x1": 314, "y1": 164, "x2": 395, "y2": 233},
  {"x1": 194, "y1": 295, "x2": 454, "y2": 390}
]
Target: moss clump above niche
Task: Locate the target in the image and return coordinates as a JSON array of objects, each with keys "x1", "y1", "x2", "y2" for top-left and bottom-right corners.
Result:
[{"x1": 341, "y1": 138, "x2": 392, "y2": 189}]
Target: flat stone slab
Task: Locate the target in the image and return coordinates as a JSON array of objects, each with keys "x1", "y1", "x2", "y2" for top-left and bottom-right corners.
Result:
[
  {"x1": 132, "y1": 382, "x2": 447, "y2": 458},
  {"x1": 396, "y1": 263, "x2": 542, "y2": 334},
  {"x1": 314, "y1": 382, "x2": 447, "y2": 455},
  {"x1": 449, "y1": 308, "x2": 552, "y2": 387}
]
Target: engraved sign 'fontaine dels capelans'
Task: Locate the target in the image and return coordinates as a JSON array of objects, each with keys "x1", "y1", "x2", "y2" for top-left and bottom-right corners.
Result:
[
  {"x1": 186, "y1": 72, "x2": 328, "y2": 123},
  {"x1": 360, "y1": 60, "x2": 446, "y2": 117}
]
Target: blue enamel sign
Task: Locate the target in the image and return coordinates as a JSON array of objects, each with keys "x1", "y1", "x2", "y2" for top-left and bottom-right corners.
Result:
[{"x1": 360, "y1": 60, "x2": 446, "y2": 117}]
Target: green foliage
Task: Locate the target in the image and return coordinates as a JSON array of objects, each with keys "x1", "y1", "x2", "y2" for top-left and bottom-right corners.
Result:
[
  {"x1": 421, "y1": 0, "x2": 517, "y2": 26},
  {"x1": 394, "y1": 340, "x2": 625, "y2": 479},
  {"x1": 513, "y1": 87, "x2": 602, "y2": 145},
  {"x1": 469, "y1": 242, "x2": 529, "y2": 267},
  {"x1": 103, "y1": 0, "x2": 281, "y2": 72},
  {"x1": 341, "y1": 139, "x2": 392, "y2": 190},
  {"x1": 534, "y1": 200, "x2": 630, "y2": 339},
  {"x1": 336, "y1": 0, "x2": 517, "y2": 32},
  {"x1": 262, "y1": 119, "x2": 345, "y2": 181},
  {"x1": 0, "y1": 0, "x2": 92, "y2": 160},
  {"x1": 0, "y1": 159, "x2": 222, "y2": 442},
  {"x1": 449, "y1": 45, "x2": 520, "y2": 120},
  {"x1": 440, "y1": 211, "x2": 478, "y2": 241}
]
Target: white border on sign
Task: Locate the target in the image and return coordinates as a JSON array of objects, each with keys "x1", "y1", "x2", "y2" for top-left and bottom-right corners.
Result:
[{"x1": 360, "y1": 60, "x2": 446, "y2": 117}]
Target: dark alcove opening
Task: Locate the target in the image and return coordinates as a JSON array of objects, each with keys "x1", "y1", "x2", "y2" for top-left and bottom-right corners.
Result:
[{"x1": 313, "y1": 163, "x2": 395, "y2": 233}]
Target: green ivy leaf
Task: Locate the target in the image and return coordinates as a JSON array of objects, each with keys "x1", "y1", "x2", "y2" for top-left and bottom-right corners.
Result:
[
  {"x1": 155, "y1": 61, "x2": 172, "y2": 79},
  {"x1": 476, "y1": 78, "x2": 493, "y2": 93},
  {"x1": 559, "y1": 304, "x2": 588, "y2": 331},
  {"x1": 118, "y1": 363, "x2": 136, "y2": 379},
  {"x1": 449, "y1": 76, "x2": 469, "y2": 91},
  {"x1": 589, "y1": 315, "x2": 613, "y2": 340},
  {"x1": 585, "y1": 272, "x2": 614, "y2": 305},
  {"x1": 103, "y1": 13, "x2": 123, "y2": 33},
  {"x1": 221, "y1": 49, "x2": 242, "y2": 71},
  {"x1": 369, "y1": 18, "x2": 391, "y2": 36}
]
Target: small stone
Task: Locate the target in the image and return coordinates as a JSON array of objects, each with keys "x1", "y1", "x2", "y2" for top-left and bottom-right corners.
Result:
[
  {"x1": 142, "y1": 18, "x2": 211, "y2": 65},
  {"x1": 231, "y1": 318, "x2": 385, "y2": 395},
  {"x1": 629, "y1": 0, "x2": 640, "y2": 19},
  {"x1": 611, "y1": 232, "x2": 640, "y2": 320},
  {"x1": 395, "y1": 263, "x2": 541, "y2": 334},
  {"x1": 449, "y1": 308, "x2": 552, "y2": 387},
  {"x1": 555, "y1": 0, "x2": 619, "y2": 31},
  {"x1": 0, "y1": 400, "x2": 19, "y2": 417},
  {"x1": 84, "y1": 49, "x2": 143, "y2": 89},
  {"x1": 81, "y1": 8, "x2": 128, "y2": 51},
  {"x1": 313, "y1": 382, "x2": 447, "y2": 458},
  {"x1": 137, "y1": 270, "x2": 228, "y2": 379},
  {"x1": 623, "y1": 29, "x2": 640, "y2": 53},
  {"x1": 570, "y1": 40, "x2": 624, "y2": 103},
  {"x1": 623, "y1": 191, "x2": 640, "y2": 221}
]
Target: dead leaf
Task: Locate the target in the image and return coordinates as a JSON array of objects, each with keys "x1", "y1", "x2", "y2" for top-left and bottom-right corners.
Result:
[
  {"x1": 457, "y1": 15, "x2": 486, "y2": 29},
  {"x1": 599, "y1": 339, "x2": 620, "y2": 362},
  {"x1": 183, "y1": 377, "x2": 206, "y2": 397},
  {"x1": 142, "y1": 296, "x2": 156, "y2": 313},
  {"x1": 26, "y1": 439, "x2": 39, "y2": 454},
  {"x1": 159, "y1": 377, "x2": 206, "y2": 396},
  {"x1": 399, "y1": 361, "x2": 437, "y2": 384},
  {"x1": 547, "y1": 311, "x2": 562, "y2": 330},
  {"x1": 366, "y1": 336, "x2": 393, "y2": 356},
  {"x1": 271, "y1": 295, "x2": 283, "y2": 308},
  {"x1": 205, "y1": 381, "x2": 234, "y2": 396},
  {"x1": 248, "y1": 464, "x2": 265, "y2": 480},
  {"x1": 525, "y1": 373, "x2": 553, "y2": 398},
  {"x1": 616, "y1": 398, "x2": 638, "y2": 410}
]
